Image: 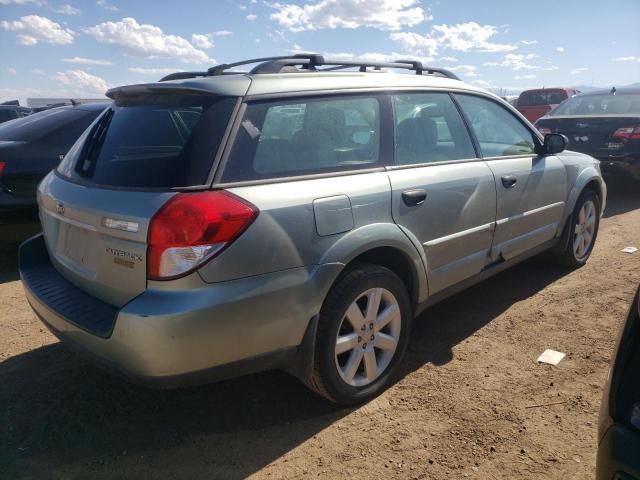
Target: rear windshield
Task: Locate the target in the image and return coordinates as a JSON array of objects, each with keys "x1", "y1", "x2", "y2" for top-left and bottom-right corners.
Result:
[
  {"x1": 517, "y1": 90, "x2": 568, "y2": 107},
  {"x1": 549, "y1": 93, "x2": 640, "y2": 116},
  {"x1": 0, "y1": 107, "x2": 90, "y2": 142},
  {"x1": 57, "y1": 94, "x2": 236, "y2": 189}
]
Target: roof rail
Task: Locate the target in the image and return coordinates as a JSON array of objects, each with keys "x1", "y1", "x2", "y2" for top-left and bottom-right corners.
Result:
[{"x1": 158, "y1": 54, "x2": 461, "y2": 82}]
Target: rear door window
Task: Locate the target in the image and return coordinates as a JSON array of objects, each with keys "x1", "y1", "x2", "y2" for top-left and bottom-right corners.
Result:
[
  {"x1": 57, "y1": 95, "x2": 236, "y2": 188},
  {"x1": 221, "y1": 96, "x2": 381, "y2": 182},
  {"x1": 392, "y1": 93, "x2": 476, "y2": 165}
]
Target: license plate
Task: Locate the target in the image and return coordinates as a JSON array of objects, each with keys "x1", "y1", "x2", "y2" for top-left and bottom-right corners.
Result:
[{"x1": 60, "y1": 223, "x2": 92, "y2": 268}]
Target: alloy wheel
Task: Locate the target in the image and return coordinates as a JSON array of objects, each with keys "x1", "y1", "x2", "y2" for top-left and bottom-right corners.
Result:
[{"x1": 334, "y1": 288, "x2": 402, "y2": 387}]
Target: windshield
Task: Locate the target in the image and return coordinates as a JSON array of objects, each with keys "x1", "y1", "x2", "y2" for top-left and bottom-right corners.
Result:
[
  {"x1": 517, "y1": 90, "x2": 568, "y2": 107},
  {"x1": 57, "y1": 95, "x2": 236, "y2": 189},
  {"x1": 549, "y1": 93, "x2": 640, "y2": 116}
]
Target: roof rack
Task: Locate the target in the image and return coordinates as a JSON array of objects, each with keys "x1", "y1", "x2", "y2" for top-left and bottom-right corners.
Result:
[{"x1": 158, "y1": 54, "x2": 460, "y2": 82}]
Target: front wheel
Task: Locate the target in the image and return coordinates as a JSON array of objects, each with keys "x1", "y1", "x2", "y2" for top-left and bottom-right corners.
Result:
[
  {"x1": 306, "y1": 264, "x2": 412, "y2": 405},
  {"x1": 554, "y1": 189, "x2": 601, "y2": 268}
]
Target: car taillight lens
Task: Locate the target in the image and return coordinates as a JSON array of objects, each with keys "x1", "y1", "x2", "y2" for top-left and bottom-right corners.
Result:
[
  {"x1": 0, "y1": 161, "x2": 5, "y2": 178},
  {"x1": 612, "y1": 125, "x2": 640, "y2": 140},
  {"x1": 147, "y1": 190, "x2": 258, "y2": 280}
]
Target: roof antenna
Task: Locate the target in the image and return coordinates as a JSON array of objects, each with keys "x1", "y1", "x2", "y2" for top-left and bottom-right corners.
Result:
[
  {"x1": 610, "y1": 86, "x2": 617, "y2": 95},
  {"x1": 70, "y1": 98, "x2": 79, "y2": 106}
]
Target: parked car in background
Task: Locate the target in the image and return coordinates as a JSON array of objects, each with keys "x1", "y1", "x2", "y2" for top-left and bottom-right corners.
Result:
[
  {"x1": 19, "y1": 55, "x2": 606, "y2": 405},
  {"x1": 0, "y1": 103, "x2": 106, "y2": 224},
  {"x1": 0, "y1": 105, "x2": 32, "y2": 124},
  {"x1": 597, "y1": 284, "x2": 640, "y2": 480},
  {"x1": 535, "y1": 88, "x2": 640, "y2": 181},
  {"x1": 516, "y1": 87, "x2": 579, "y2": 123}
]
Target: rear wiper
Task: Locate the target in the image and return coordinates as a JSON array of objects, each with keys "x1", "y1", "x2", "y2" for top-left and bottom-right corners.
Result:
[{"x1": 76, "y1": 108, "x2": 114, "y2": 178}]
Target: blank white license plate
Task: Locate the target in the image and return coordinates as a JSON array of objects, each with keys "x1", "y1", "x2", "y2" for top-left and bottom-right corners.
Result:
[{"x1": 59, "y1": 223, "x2": 92, "y2": 268}]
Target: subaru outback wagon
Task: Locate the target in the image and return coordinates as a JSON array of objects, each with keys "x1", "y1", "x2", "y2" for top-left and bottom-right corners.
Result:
[{"x1": 20, "y1": 55, "x2": 606, "y2": 404}]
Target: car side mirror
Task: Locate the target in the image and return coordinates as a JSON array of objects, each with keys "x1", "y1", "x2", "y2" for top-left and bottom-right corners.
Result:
[{"x1": 543, "y1": 133, "x2": 568, "y2": 155}]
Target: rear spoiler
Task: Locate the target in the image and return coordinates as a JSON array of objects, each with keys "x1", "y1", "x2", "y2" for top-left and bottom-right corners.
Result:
[{"x1": 106, "y1": 77, "x2": 251, "y2": 103}]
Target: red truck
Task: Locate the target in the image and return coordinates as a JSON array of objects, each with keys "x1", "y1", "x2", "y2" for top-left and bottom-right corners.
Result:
[{"x1": 516, "y1": 87, "x2": 579, "y2": 123}]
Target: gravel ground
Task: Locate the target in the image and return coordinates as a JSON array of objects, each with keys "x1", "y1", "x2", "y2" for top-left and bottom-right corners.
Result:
[{"x1": 0, "y1": 181, "x2": 638, "y2": 480}]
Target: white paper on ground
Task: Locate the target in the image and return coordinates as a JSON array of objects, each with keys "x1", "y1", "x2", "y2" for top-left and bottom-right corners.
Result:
[
  {"x1": 537, "y1": 349, "x2": 566, "y2": 366},
  {"x1": 621, "y1": 246, "x2": 638, "y2": 254}
]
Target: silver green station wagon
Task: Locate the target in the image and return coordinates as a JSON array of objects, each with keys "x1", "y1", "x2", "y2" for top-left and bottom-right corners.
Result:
[{"x1": 20, "y1": 55, "x2": 606, "y2": 404}]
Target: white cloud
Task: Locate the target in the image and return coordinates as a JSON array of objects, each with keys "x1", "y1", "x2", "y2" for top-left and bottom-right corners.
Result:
[
  {"x1": 323, "y1": 51, "x2": 396, "y2": 63},
  {"x1": 32, "y1": 68, "x2": 45, "y2": 75},
  {"x1": 430, "y1": 22, "x2": 518, "y2": 52},
  {"x1": 53, "y1": 69, "x2": 109, "y2": 94},
  {"x1": 483, "y1": 53, "x2": 539, "y2": 70},
  {"x1": 556, "y1": 47, "x2": 564, "y2": 52},
  {"x1": 191, "y1": 33, "x2": 213, "y2": 48},
  {"x1": 391, "y1": 22, "x2": 517, "y2": 58},
  {"x1": 271, "y1": 0, "x2": 429, "y2": 32},
  {"x1": 544, "y1": 65, "x2": 559, "y2": 71},
  {"x1": 62, "y1": 56, "x2": 113, "y2": 65},
  {"x1": 128, "y1": 67, "x2": 182, "y2": 75},
  {"x1": 7, "y1": 67, "x2": 17, "y2": 75},
  {"x1": 438, "y1": 56, "x2": 458, "y2": 62},
  {"x1": 1, "y1": 15, "x2": 74, "y2": 45},
  {"x1": 246, "y1": 14, "x2": 257, "y2": 21},
  {"x1": 54, "y1": 4, "x2": 81, "y2": 15},
  {"x1": 613, "y1": 56, "x2": 640, "y2": 62},
  {"x1": 514, "y1": 74, "x2": 536, "y2": 80},
  {"x1": 0, "y1": 0, "x2": 45, "y2": 4},
  {"x1": 389, "y1": 32, "x2": 439, "y2": 58},
  {"x1": 96, "y1": 0, "x2": 118, "y2": 11},
  {"x1": 212, "y1": 30, "x2": 232, "y2": 36},
  {"x1": 571, "y1": 67, "x2": 588, "y2": 74},
  {"x1": 471, "y1": 79, "x2": 494, "y2": 89},
  {"x1": 84, "y1": 17, "x2": 210, "y2": 64},
  {"x1": 448, "y1": 64, "x2": 478, "y2": 77},
  {"x1": 520, "y1": 40, "x2": 538, "y2": 45}
]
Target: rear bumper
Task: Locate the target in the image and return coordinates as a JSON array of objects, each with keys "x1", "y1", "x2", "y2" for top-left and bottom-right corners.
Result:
[
  {"x1": 597, "y1": 155, "x2": 640, "y2": 181},
  {"x1": 20, "y1": 234, "x2": 336, "y2": 387},
  {"x1": 597, "y1": 423, "x2": 640, "y2": 480},
  {"x1": 0, "y1": 189, "x2": 38, "y2": 224}
]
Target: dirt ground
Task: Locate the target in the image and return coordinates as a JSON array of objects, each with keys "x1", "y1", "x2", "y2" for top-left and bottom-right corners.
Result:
[{"x1": 0, "y1": 181, "x2": 638, "y2": 480}]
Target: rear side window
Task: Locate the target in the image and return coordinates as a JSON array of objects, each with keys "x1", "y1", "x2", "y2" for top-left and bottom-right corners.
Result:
[
  {"x1": 392, "y1": 93, "x2": 476, "y2": 165},
  {"x1": 517, "y1": 90, "x2": 568, "y2": 107},
  {"x1": 455, "y1": 94, "x2": 536, "y2": 157},
  {"x1": 221, "y1": 96, "x2": 381, "y2": 182},
  {"x1": 57, "y1": 95, "x2": 236, "y2": 188},
  {"x1": 0, "y1": 107, "x2": 87, "y2": 142}
]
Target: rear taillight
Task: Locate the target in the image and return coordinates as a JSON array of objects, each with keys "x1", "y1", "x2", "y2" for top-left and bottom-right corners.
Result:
[
  {"x1": 0, "y1": 161, "x2": 5, "y2": 178},
  {"x1": 612, "y1": 125, "x2": 640, "y2": 140},
  {"x1": 147, "y1": 190, "x2": 258, "y2": 280}
]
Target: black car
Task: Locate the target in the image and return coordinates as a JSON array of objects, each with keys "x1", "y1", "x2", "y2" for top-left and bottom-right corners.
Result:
[
  {"x1": 0, "y1": 103, "x2": 106, "y2": 224},
  {"x1": 535, "y1": 88, "x2": 640, "y2": 182},
  {"x1": 597, "y1": 284, "x2": 640, "y2": 480},
  {"x1": 0, "y1": 105, "x2": 32, "y2": 124}
]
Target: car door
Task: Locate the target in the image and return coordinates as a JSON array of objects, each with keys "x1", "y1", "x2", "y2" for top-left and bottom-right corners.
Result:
[
  {"x1": 386, "y1": 92, "x2": 497, "y2": 295},
  {"x1": 454, "y1": 93, "x2": 568, "y2": 262}
]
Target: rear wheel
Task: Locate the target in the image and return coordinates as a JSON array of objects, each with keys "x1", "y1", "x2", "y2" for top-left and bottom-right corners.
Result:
[
  {"x1": 554, "y1": 189, "x2": 600, "y2": 268},
  {"x1": 307, "y1": 264, "x2": 411, "y2": 405}
]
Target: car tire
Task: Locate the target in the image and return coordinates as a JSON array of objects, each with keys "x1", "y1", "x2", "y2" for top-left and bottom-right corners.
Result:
[
  {"x1": 554, "y1": 189, "x2": 601, "y2": 268},
  {"x1": 307, "y1": 263, "x2": 412, "y2": 405}
]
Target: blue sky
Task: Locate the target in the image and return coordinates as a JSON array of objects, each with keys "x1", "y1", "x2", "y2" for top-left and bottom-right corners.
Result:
[{"x1": 1, "y1": 0, "x2": 639, "y2": 103}]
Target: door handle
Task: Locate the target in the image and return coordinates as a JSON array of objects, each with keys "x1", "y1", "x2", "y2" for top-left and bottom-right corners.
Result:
[
  {"x1": 401, "y1": 188, "x2": 427, "y2": 206},
  {"x1": 501, "y1": 175, "x2": 517, "y2": 188}
]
